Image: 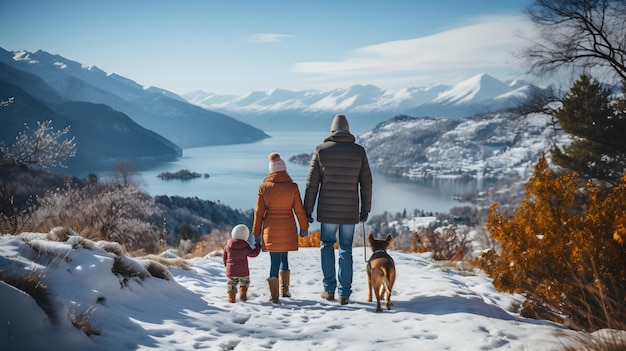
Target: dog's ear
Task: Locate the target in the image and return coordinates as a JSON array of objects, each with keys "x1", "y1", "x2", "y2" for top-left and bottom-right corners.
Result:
[
  {"x1": 386, "y1": 234, "x2": 393, "y2": 243},
  {"x1": 368, "y1": 233, "x2": 374, "y2": 240}
]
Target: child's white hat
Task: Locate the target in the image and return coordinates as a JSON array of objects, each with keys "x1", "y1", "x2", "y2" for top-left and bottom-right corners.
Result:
[{"x1": 231, "y1": 224, "x2": 250, "y2": 240}]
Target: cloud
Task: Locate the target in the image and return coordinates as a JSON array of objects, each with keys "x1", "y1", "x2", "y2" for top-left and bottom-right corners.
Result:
[
  {"x1": 247, "y1": 33, "x2": 296, "y2": 43},
  {"x1": 292, "y1": 15, "x2": 534, "y2": 86}
]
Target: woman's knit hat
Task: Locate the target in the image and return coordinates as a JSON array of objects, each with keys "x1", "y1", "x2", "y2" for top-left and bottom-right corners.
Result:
[
  {"x1": 231, "y1": 224, "x2": 250, "y2": 240},
  {"x1": 331, "y1": 114, "x2": 350, "y2": 132},
  {"x1": 269, "y1": 152, "x2": 287, "y2": 173}
]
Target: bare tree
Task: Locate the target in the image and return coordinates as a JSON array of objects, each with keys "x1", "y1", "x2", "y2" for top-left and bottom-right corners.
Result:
[
  {"x1": 0, "y1": 120, "x2": 76, "y2": 169},
  {"x1": 522, "y1": 0, "x2": 626, "y2": 82},
  {"x1": 110, "y1": 161, "x2": 141, "y2": 187}
]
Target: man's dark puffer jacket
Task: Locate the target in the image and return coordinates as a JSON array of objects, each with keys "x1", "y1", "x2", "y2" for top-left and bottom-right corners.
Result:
[{"x1": 304, "y1": 130, "x2": 372, "y2": 224}]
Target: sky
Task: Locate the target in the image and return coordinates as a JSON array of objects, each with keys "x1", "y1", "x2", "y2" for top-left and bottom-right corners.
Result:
[
  {"x1": 0, "y1": 0, "x2": 536, "y2": 96},
  {"x1": 1, "y1": 229, "x2": 601, "y2": 351}
]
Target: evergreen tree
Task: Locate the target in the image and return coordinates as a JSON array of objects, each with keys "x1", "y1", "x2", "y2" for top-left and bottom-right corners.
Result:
[{"x1": 552, "y1": 74, "x2": 626, "y2": 187}]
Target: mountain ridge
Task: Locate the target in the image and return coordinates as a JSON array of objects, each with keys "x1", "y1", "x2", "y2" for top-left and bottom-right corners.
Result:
[
  {"x1": 183, "y1": 73, "x2": 538, "y2": 132},
  {"x1": 0, "y1": 48, "x2": 269, "y2": 148}
]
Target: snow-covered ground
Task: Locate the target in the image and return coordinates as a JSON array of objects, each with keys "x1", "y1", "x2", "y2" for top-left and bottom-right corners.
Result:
[{"x1": 0, "y1": 231, "x2": 591, "y2": 350}]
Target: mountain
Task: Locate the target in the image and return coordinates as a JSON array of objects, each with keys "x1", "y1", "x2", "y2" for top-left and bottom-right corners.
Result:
[
  {"x1": 0, "y1": 62, "x2": 181, "y2": 173},
  {"x1": 406, "y1": 74, "x2": 533, "y2": 118},
  {"x1": 182, "y1": 74, "x2": 537, "y2": 133},
  {"x1": 356, "y1": 111, "x2": 572, "y2": 211},
  {"x1": 359, "y1": 111, "x2": 570, "y2": 181},
  {"x1": 0, "y1": 48, "x2": 269, "y2": 148}
]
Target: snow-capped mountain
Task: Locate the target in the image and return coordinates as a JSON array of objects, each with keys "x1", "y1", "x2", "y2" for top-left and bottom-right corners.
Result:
[
  {"x1": 355, "y1": 111, "x2": 571, "y2": 210},
  {"x1": 183, "y1": 74, "x2": 538, "y2": 132},
  {"x1": 0, "y1": 48, "x2": 269, "y2": 149}
]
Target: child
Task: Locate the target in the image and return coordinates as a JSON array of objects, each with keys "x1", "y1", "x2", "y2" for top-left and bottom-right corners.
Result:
[{"x1": 223, "y1": 224, "x2": 261, "y2": 303}]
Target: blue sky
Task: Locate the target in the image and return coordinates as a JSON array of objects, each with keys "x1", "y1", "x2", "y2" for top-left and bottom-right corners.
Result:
[{"x1": 0, "y1": 0, "x2": 535, "y2": 95}]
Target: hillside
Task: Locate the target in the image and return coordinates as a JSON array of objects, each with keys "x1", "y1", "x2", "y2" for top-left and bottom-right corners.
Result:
[
  {"x1": 0, "y1": 48, "x2": 269, "y2": 148},
  {"x1": 0, "y1": 231, "x2": 586, "y2": 350},
  {"x1": 0, "y1": 63, "x2": 181, "y2": 173},
  {"x1": 359, "y1": 112, "x2": 569, "y2": 182}
]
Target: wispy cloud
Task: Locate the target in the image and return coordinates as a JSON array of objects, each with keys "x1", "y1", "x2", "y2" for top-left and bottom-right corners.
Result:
[
  {"x1": 247, "y1": 33, "x2": 296, "y2": 43},
  {"x1": 292, "y1": 15, "x2": 534, "y2": 86}
]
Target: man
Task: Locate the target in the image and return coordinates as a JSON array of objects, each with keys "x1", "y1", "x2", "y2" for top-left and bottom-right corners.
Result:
[{"x1": 304, "y1": 114, "x2": 373, "y2": 305}]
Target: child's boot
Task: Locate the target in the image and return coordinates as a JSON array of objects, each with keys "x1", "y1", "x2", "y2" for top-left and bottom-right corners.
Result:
[
  {"x1": 228, "y1": 289, "x2": 237, "y2": 303},
  {"x1": 279, "y1": 270, "x2": 291, "y2": 297},
  {"x1": 239, "y1": 286, "x2": 248, "y2": 302}
]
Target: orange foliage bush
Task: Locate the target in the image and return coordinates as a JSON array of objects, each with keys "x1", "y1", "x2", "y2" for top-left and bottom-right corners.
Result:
[
  {"x1": 298, "y1": 229, "x2": 339, "y2": 249},
  {"x1": 484, "y1": 156, "x2": 626, "y2": 331},
  {"x1": 299, "y1": 229, "x2": 321, "y2": 247}
]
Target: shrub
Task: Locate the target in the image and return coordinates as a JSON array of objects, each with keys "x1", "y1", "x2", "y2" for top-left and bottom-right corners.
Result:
[
  {"x1": 299, "y1": 229, "x2": 321, "y2": 247},
  {"x1": 31, "y1": 182, "x2": 161, "y2": 253},
  {"x1": 484, "y1": 156, "x2": 626, "y2": 331},
  {"x1": 411, "y1": 226, "x2": 470, "y2": 261}
]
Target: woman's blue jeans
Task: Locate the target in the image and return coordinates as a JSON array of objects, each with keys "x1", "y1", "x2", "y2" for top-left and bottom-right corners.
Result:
[
  {"x1": 320, "y1": 222, "x2": 355, "y2": 297},
  {"x1": 269, "y1": 252, "x2": 289, "y2": 278}
]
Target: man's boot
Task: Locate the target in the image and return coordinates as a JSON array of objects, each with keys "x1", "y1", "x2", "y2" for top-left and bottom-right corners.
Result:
[
  {"x1": 267, "y1": 277, "x2": 280, "y2": 303},
  {"x1": 227, "y1": 290, "x2": 237, "y2": 303},
  {"x1": 279, "y1": 270, "x2": 291, "y2": 297},
  {"x1": 239, "y1": 286, "x2": 248, "y2": 302}
]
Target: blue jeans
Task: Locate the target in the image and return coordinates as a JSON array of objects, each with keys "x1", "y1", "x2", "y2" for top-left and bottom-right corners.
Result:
[
  {"x1": 269, "y1": 252, "x2": 289, "y2": 278},
  {"x1": 320, "y1": 222, "x2": 355, "y2": 297}
]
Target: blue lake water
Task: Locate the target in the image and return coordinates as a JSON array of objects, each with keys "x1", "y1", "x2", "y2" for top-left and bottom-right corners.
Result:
[{"x1": 136, "y1": 131, "x2": 479, "y2": 216}]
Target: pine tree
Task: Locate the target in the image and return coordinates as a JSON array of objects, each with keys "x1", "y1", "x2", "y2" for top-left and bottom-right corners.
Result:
[{"x1": 552, "y1": 74, "x2": 626, "y2": 187}]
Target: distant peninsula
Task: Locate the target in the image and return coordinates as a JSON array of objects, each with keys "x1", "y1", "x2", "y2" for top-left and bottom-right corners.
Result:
[{"x1": 157, "y1": 169, "x2": 209, "y2": 180}]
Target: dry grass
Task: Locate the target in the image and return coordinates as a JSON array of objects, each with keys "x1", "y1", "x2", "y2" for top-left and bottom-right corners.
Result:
[
  {"x1": 141, "y1": 254, "x2": 192, "y2": 271},
  {"x1": 70, "y1": 305, "x2": 100, "y2": 336},
  {"x1": 143, "y1": 260, "x2": 173, "y2": 280},
  {"x1": 561, "y1": 329, "x2": 626, "y2": 351},
  {"x1": 0, "y1": 271, "x2": 57, "y2": 323}
]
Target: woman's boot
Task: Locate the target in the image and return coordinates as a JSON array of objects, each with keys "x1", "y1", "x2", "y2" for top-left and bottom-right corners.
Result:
[
  {"x1": 267, "y1": 277, "x2": 279, "y2": 303},
  {"x1": 279, "y1": 270, "x2": 291, "y2": 297}
]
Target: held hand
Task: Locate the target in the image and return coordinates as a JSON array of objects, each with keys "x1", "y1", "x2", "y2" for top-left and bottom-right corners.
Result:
[
  {"x1": 299, "y1": 230, "x2": 309, "y2": 237},
  {"x1": 359, "y1": 211, "x2": 369, "y2": 222},
  {"x1": 254, "y1": 235, "x2": 261, "y2": 244},
  {"x1": 306, "y1": 214, "x2": 314, "y2": 223}
]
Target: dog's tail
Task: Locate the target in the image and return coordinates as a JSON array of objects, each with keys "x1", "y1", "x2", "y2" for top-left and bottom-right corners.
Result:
[{"x1": 377, "y1": 267, "x2": 392, "y2": 296}]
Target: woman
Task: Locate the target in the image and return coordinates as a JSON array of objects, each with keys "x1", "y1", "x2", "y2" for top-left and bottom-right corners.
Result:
[{"x1": 252, "y1": 152, "x2": 309, "y2": 303}]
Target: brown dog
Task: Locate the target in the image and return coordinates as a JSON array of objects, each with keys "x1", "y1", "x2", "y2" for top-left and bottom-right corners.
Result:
[{"x1": 366, "y1": 233, "x2": 396, "y2": 312}]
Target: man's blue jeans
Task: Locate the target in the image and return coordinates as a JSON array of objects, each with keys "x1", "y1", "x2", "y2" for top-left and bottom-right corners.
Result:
[{"x1": 320, "y1": 222, "x2": 355, "y2": 297}]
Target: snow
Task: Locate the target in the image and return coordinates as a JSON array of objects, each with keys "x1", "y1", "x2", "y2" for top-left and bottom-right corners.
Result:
[
  {"x1": 431, "y1": 74, "x2": 510, "y2": 105},
  {"x1": 1, "y1": 231, "x2": 589, "y2": 351}
]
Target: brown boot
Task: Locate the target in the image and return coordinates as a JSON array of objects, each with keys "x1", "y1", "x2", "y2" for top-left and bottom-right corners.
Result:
[
  {"x1": 228, "y1": 290, "x2": 237, "y2": 303},
  {"x1": 279, "y1": 270, "x2": 291, "y2": 297},
  {"x1": 267, "y1": 277, "x2": 280, "y2": 303},
  {"x1": 239, "y1": 286, "x2": 248, "y2": 302}
]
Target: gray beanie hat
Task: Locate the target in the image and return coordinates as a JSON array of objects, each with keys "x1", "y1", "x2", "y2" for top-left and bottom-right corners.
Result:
[
  {"x1": 231, "y1": 224, "x2": 250, "y2": 240},
  {"x1": 331, "y1": 114, "x2": 349, "y2": 132}
]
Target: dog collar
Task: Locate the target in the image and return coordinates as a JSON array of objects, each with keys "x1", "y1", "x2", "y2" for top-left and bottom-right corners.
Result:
[{"x1": 373, "y1": 250, "x2": 386, "y2": 254}]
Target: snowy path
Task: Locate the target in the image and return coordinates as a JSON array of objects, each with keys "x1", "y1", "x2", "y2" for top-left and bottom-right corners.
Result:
[
  {"x1": 1, "y1": 234, "x2": 581, "y2": 351},
  {"x1": 170, "y1": 247, "x2": 574, "y2": 350}
]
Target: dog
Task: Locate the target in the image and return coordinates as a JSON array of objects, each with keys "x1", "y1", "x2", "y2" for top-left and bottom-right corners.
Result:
[{"x1": 366, "y1": 233, "x2": 396, "y2": 312}]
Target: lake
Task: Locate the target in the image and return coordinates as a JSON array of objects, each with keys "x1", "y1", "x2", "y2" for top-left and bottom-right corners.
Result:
[{"x1": 136, "y1": 131, "x2": 479, "y2": 216}]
